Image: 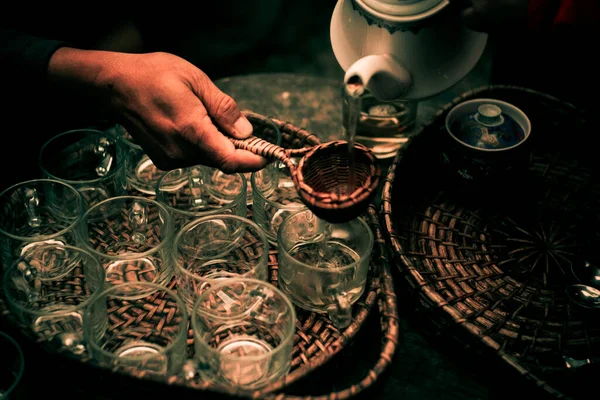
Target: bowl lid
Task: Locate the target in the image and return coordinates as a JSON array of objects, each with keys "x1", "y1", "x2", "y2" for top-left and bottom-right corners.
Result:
[{"x1": 445, "y1": 99, "x2": 531, "y2": 151}]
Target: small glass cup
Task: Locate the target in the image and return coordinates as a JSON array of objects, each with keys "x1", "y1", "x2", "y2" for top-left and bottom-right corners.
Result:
[
  {"x1": 191, "y1": 278, "x2": 295, "y2": 392},
  {"x1": 76, "y1": 196, "x2": 174, "y2": 289},
  {"x1": 3, "y1": 244, "x2": 106, "y2": 357},
  {"x1": 115, "y1": 125, "x2": 164, "y2": 196},
  {"x1": 0, "y1": 179, "x2": 84, "y2": 271},
  {"x1": 83, "y1": 281, "x2": 188, "y2": 378},
  {"x1": 342, "y1": 87, "x2": 418, "y2": 161},
  {"x1": 277, "y1": 209, "x2": 374, "y2": 329},
  {"x1": 155, "y1": 166, "x2": 247, "y2": 232},
  {"x1": 251, "y1": 162, "x2": 307, "y2": 245},
  {"x1": 38, "y1": 128, "x2": 126, "y2": 207},
  {"x1": 0, "y1": 331, "x2": 25, "y2": 399},
  {"x1": 173, "y1": 214, "x2": 269, "y2": 311}
]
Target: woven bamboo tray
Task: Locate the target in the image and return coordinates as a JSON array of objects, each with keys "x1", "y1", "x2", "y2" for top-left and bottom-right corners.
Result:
[
  {"x1": 0, "y1": 115, "x2": 399, "y2": 399},
  {"x1": 381, "y1": 84, "x2": 598, "y2": 399}
]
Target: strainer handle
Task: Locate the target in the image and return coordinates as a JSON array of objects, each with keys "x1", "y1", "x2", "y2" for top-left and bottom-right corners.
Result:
[{"x1": 229, "y1": 136, "x2": 300, "y2": 170}]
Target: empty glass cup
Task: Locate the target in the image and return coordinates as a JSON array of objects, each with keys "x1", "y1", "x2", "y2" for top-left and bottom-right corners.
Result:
[
  {"x1": 191, "y1": 278, "x2": 295, "y2": 392},
  {"x1": 38, "y1": 128, "x2": 126, "y2": 207},
  {"x1": 76, "y1": 196, "x2": 174, "y2": 289},
  {"x1": 83, "y1": 281, "x2": 188, "y2": 378},
  {"x1": 0, "y1": 331, "x2": 25, "y2": 399},
  {"x1": 277, "y1": 209, "x2": 374, "y2": 329},
  {"x1": 156, "y1": 166, "x2": 247, "y2": 232},
  {"x1": 3, "y1": 244, "x2": 106, "y2": 357},
  {"x1": 0, "y1": 179, "x2": 84, "y2": 271},
  {"x1": 251, "y1": 161, "x2": 307, "y2": 245},
  {"x1": 115, "y1": 125, "x2": 164, "y2": 196},
  {"x1": 173, "y1": 214, "x2": 269, "y2": 311}
]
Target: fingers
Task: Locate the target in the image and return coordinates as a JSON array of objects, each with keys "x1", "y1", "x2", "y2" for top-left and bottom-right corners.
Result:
[
  {"x1": 185, "y1": 106, "x2": 269, "y2": 173},
  {"x1": 120, "y1": 101, "x2": 268, "y2": 173},
  {"x1": 199, "y1": 121, "x2": 270, "y2": 173},
  {"x1": 195, "y1": 79, "x2": 254, "y2": 139},
  {"x1": 125, "y1": 62, "x2": 267, "y2": 173},
  {"x1": 224, "y1": 149, "x2": 271, "y2": 173}
]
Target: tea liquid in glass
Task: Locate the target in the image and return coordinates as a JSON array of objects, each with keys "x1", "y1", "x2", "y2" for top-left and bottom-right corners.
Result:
[{"x1": 280, "y1": 240, "x2": 365, "y2": 310}]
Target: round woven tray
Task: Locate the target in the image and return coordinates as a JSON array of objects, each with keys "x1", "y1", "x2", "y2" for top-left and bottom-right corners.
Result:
[
  {"x1": 381, "y1": 85, "x2": 598, "y2": 399},
  {"x1": 0, "y1": 115, "x2": 399, "y2": 399}
]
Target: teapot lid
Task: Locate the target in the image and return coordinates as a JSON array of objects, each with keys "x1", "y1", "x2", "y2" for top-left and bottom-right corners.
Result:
[{"x1": 357, "y1": 0, "x2": 448, "y2": 21}]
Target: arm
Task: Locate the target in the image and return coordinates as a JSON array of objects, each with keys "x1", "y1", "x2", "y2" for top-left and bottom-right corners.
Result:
[
  {"x1": 1, "y1": 29, "x2": 267, "y2": 174},
  {"x1": 47, "y1": 48, "x2": 267, "y2": 173}
]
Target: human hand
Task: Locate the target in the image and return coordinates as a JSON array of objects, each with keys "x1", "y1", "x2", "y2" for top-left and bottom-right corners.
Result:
[
  {"x1": 454, "y1": 0, "x2": 529, "y2": 33},
  {"x1": 48, "y1": 48, "x2": 269, "y2": 173}
]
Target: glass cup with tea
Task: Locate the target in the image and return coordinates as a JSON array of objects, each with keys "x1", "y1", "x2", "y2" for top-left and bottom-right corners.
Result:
[{"x1": 277, "y1": 209, "x2": 374, "y2": 329}]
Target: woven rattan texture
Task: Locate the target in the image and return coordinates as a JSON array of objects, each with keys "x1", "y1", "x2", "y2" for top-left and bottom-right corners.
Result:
[
  {"x1": 381, "y1": 85, "x2": 598, "y2": 399},
  {"x1": 235, "y1": 112, "x2": 381, "y2": 223},
  {"x1": 0, "y1": 114, "x2": 399, "y2": 400}
]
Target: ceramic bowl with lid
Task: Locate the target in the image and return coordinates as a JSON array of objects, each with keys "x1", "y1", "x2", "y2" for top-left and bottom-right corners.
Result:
[{"x1": 441, "y1": 98, "x2": 532, "y2": 183}]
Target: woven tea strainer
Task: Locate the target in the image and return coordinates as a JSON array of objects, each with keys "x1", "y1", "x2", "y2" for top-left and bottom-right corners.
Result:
[{"x1": 233, "y1": 112, "x2": 381, "y2": 223}]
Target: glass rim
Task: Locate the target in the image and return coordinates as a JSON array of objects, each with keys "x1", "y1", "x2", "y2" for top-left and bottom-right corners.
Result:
[
  {"x1": 356, "y1": 96, "x2": 417, "y2": 120},
  {"x1": 115, "y1": 125, "x2": 143, "y2": 151},
  {"x1": 76, "y1": 195, "x2": 174, "y2": 260},
  {"x1": 277, "y1": 209, "x2": 374, "y2": 272},
  {"x1": 2, "y1": 244, "x2": 106, "y2": 316},
  {"x1": 250, "y1": 168, "x2": 306, "y2": 210},
  {"x1": 0, "y1": 330, "x2": 25, "y2": 396},
  {"x1": 191, "y1": 277, "x2": 296, "y2": 362},
  {"x1": 0, "y1": 178, "x2": 84, "y2": 240},
  {"x1": 155, "y1": 167, "x2": 247, "y2": 216},
  {"x1": 173, "y1": 214, "x2": 269, "y2": 281},
  {"x1": 38, "y1": 128, "x2": 124, "y2": 184},
  {"x1": 83, "y1": 281, "x2": 188, "y2": 362}
]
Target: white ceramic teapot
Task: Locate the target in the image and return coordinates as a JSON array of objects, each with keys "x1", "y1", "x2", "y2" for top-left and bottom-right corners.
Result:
[{"x1": 330, "y1": 0, "x2": 488, "y2": 101}]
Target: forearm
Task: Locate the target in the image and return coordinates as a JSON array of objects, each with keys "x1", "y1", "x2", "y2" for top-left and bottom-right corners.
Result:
[
  {"x1": 47, "y1": 47, "x2": 132, "y2": 121},
  {"x1": 48, "y1": 47, "x2": 111, "y2": 96}
]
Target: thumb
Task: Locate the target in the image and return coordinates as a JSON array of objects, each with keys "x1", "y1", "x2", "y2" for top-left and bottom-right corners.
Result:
[{"x1": 199, "y1": 81, "x2": 254, "y2": 139}]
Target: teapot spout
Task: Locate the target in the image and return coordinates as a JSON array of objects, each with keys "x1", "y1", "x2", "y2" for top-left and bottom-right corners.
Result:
[{"x1": 344, "y1": 54, "x2": 413, "y2": 101}]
